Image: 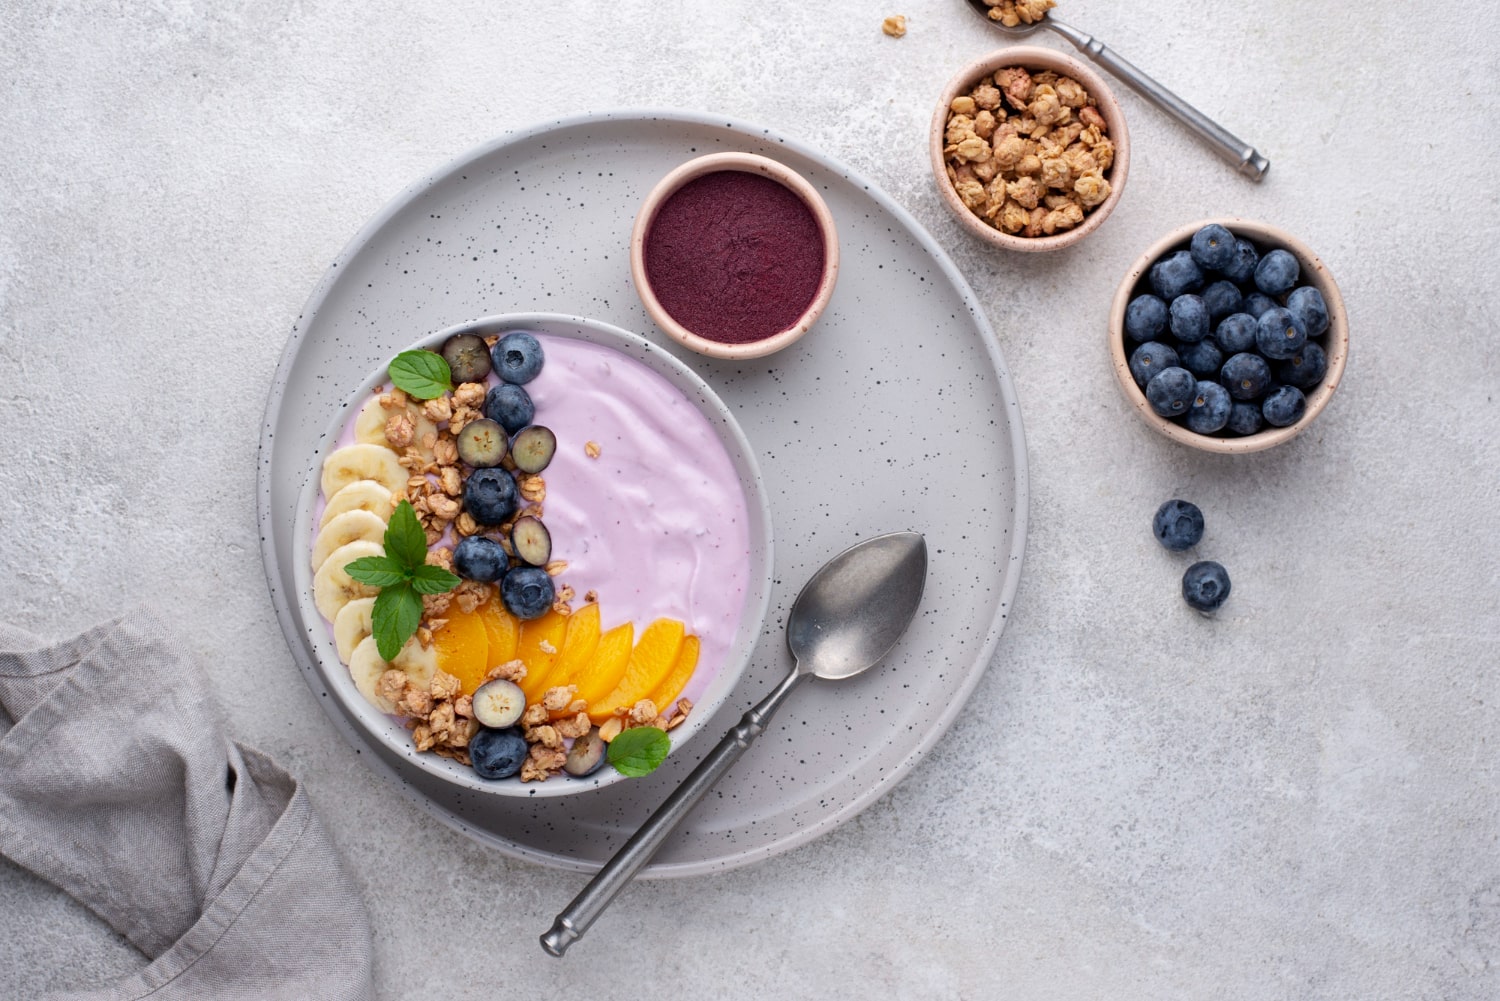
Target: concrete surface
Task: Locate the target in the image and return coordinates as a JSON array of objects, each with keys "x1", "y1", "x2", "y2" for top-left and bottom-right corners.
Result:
[{"x1": 2, "y1": 1, "x2": 1497, "y2": 998}]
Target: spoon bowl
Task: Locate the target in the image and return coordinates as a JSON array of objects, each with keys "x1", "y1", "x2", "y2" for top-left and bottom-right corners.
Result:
[{"x1": 962, "y1": 0, "x2": 1047, "y2": 35}]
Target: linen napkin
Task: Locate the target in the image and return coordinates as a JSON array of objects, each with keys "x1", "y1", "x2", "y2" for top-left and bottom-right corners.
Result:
[{"x1": 0, "y1": 611, "x2": 374, "y2": 1000}]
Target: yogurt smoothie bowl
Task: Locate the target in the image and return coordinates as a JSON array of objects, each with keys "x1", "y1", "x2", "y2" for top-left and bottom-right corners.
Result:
[{"x1": 303, "y1": 315, "x2": 770, "y2": 789}]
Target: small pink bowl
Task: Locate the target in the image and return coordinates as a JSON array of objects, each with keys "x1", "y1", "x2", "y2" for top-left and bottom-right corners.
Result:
[
  {"x1": 930, "y1": 46, "x2": 1130, "y2": 252},
  {"x1": 630, "y1": 152, "x2": 840, "y2": 360},
  {"x1": 1109, "y1": 218, "x2": 1350, "y2": 453}
]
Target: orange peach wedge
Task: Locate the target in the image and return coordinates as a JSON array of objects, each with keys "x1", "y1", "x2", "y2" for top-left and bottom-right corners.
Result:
[
  {"x1": 431, "y1": 605, "x2": 489, "y2": 695},
  {"x1": 477, "y1": 598, "x2": 519, "y2": 668},
  {"x1": 589, "y1": 619, "x2": 685, "y2": 723},
  {"x1": 546, "y1": 602, "x2": 601, "y2": 699},
  {"x1": 574, "y1": 621, "x2": 634, "y2": 711},
  {"x1": 646, "y1": 634, "x2": 699, "y2": 713},
  {"x1": 515, "y1": 608, "x2": 569, "y2": 701}
]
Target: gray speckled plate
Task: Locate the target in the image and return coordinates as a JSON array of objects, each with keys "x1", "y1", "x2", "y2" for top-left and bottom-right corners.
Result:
[{"x1": 257, "y1": 110, "x2": 1028, "y2": 877}]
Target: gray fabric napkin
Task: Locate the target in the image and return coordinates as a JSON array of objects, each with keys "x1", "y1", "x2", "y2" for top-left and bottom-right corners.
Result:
[{"x1": 0, "y1": 611, "x2": 374, "y2": 1000}]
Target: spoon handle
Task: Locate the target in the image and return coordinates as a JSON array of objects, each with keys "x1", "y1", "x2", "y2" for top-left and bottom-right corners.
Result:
[
  {"x1": 1047, "y1": 19, "x2": 1269, "y2": 181},
  {"x1": 540, "y1": 668, "x2": 805, "y2": 957}
]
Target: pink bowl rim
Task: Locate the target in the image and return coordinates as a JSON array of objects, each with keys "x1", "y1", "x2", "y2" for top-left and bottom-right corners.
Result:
[
  {"x1": 629, "y1": 151, "x2": 840, "y2": 360},
  {"x1": 1107, "y1": 217, "x2": 1350, "y2": 454}
]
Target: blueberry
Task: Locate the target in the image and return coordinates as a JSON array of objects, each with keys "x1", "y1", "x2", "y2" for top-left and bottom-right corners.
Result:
[
  {"x1": 441, "y1": 333, "x2": 492, "y2": 384},
  {"x1": 1182, "y1": 561, "x2": 1231, "y2": 613},
  {"x1": 1254, "y1": 248, "x2": 1300, "y2": 296},
  {"x1": 1129, "y1": 342, "x2": 1181, "y2": 388},
  {"x1": 1286, "y1": 286, "x2": 1330, "y2": 337},
  {"x1": 1225, "y1": 401, "x2": 1264, "y2": 436},
  {"x1": 1185, "y1": 380, "x2": 1232, "y2": 434},
  {"x1": 1125, "y1": 294, "x2": 1169, "y2": 344},
  {"x1": 1220, "y1": 352, "x2": 1272, "y2": 400},
  {"x1": 484, "y1": 383, "x2": 535, "y2": 434},
  {"x1": 1243, "y1": 292, "x2": 1278, "y2": 319},
  {"x1": 501, "y1": 565, "x2": 554, "y2": 620},
  {"x1": 469, "y1": 727, "x2": 528, "y2": 780},
  {"x1": 1189, "y1": 224, "x2": 1237, "y2": 272},
  {"x1": 1214, "y1": 313, "x2": 1258, "y2": 354},
  {"x1": 490, "y1": 331, "x2": 544, "y2": 384},
  {"x1": 1148, "y1": 251, "x2": 1204, "y2": 301},
  {"x1": 1179, "y1": 338, "x2": 1224, "y2": 378},
  {"x1": 1262, "y1": 385, "x2": 1307, "y2": 427},
  {"x1": 1255, "y1": 306, "x2": 1308, "y2": 360},
  {"x1": 1145, "y1": 366, "x2": 1197, "y2": 418},
  {"x1": 1200, "y1": 280, "x2": 1244, "y2": 324},
  {"x1": 1153, "y1": 499, "x2": 1204, "y2": 551},
  {"x1": 463, "y1": 467, "x2": 518, "y2": 525},
  {"x1": 1169, "y1": 294, "x2": 1210, "y2": 344},
  {"x1": 456, "y1": 418, "x2": 508, "y2": 467},
  {"x1": 1276, "y1": 341, "x2": 1328, "y2": 390},
  {"x1": 452, "y1": 536, "x2": 508, "y2": 583},
  {"x1": 1221, "y1": 238, "x2": 1260, "y2": 285}
]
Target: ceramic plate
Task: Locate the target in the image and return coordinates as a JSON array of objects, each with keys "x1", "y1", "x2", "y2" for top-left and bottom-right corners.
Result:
[
  {"x1": 291, "y1": 314, "x2": 775, "y2": 798},
  {"x1": 258, "y1": 110, "x2": 1029, "y2": 877}
]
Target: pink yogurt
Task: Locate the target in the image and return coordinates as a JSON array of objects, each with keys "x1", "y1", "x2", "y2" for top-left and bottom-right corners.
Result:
[{"x1": 317, "y1": 332, "x2": 752, "y2": 705}]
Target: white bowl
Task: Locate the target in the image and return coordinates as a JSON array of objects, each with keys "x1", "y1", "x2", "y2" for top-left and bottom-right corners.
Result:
[{"x1": 292, "y1": 313, "x2": 774, "y2": 798}]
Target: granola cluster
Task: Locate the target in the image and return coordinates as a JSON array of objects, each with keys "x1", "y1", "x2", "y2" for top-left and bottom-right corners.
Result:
[
  {"x1": 942, "y1": 64, "x2": 1114, "y2": 238},
  {"x1": 881, "y1": 15, "x2": 907, "y2": 38},
  {"x1": 982, "y1": 0, "x2": 1055, "y2": 27},
  {"x1": 376, "y1": 659, "x2": 694, "y2": 782}
]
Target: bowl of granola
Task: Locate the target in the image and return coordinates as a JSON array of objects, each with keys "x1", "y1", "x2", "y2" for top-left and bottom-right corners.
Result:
[
  {"x1": 292, "y1": 313, "x2": 774, "y2": 797},
  {"x1": 931, "y1": 45, "x2": 1129, "y2": 251}
]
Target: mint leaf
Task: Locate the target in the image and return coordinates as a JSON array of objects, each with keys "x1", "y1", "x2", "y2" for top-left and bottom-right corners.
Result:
[
  {"x1": 372, "y1": 582, "x2": 422, "y2": 661},
  {"x1": 410, "y1": 563, "x2": 461, "y2": 595},
  {"x1": 388, "y1": 350, "x2": 452, "y2": 400},
  {"x1": 344, "y1": 555, "x2": 409, "y2": 588},
  {"x1": 607, "y1": 727, "x2": 670, "y2": 777},
  {"x1": 384, "y1": 500, "x2": 428, "y2": 572}
]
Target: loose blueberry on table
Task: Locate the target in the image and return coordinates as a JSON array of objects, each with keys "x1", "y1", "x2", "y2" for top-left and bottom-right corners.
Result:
[
  {"x1": 1182, "y1": 561, "x2": 1232, "y2": 613},
  {"x1": 1153, "y1": 499, "x2": 1204, "y2": 551}
]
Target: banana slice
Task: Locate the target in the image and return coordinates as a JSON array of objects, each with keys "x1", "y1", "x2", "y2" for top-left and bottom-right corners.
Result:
[
  {"x1": 311, "y1": 509, "x2": 389, "y2": 572},
  {"x1": 348, "y1": 635, "x2": 399, "y2": 713},
  {"x1": 333, "y1": 596, "x2": 376, "y2": 664},
  {"x1": 354, "y1": 396, "x2": 439, "y2": 459},
  {"x1": 312, "y1": 539, "x2": 384, "y2": 622},
  {"x1": 321, "y1": 443, "x2": 406, "y2": 499},
  {"x1": 392, "y1": 639, "x2": 439, "y2": 691},
  {"x1": 320, "y1": 479, "x2": 396, "y2": 528}
]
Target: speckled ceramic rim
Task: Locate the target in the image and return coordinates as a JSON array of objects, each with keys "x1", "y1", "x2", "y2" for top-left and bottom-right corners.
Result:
[
  {"x1": 289, "y1": 313, "x2": 776, "y2": 799},
  {"x1": 629, "y1": 152, "x2": 840, "y2": 359},
  {"x1": 258, "y1": 110, "x2": 1029, "y2": 877},
  {"x1": 1108, "y1": 218, "x2": 1349, "y2": 453},
  {"x1": 929, "y1": 45, "x2": 1130, "y2": 253}
]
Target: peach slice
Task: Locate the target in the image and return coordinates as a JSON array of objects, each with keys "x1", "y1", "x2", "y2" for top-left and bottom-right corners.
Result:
[
  {"x1": 575, "y1": 622, "x2": 635, "y2": 710},
  {"x1": 589, "y1": 619, "x2": 685, "y2": 723},
  {"x1": 646, "y1": 634, "x2": 699, "y2": 713},
  {"x1": 547, "y1": 602, "x2": 601, "y2": 693},
  {"x1": 431, "y1": 605, "x2": 489, "y2": 695},
  {"x1": 515, "y1": 609, "x2": 569, "y2": 700},
  {"x1": 477, "y1": 598, "x2": 519, "y2": 667}
]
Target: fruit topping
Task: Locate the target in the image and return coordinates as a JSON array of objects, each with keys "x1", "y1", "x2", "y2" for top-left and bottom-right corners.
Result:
[
  {"x1": 1182, "y1": 561, "x2": 1231, "y2": 613},
  {"x1": 484, "y1": 382, "x2": 535, "y2": 433},
  {"x1": 456, "y1": 417, "x2": 508, "y2": 467},
  {"x1": 463, "y1": 467, "x2": 519, "y2": 525},
  {"x1": 501, "y1": 565, "x2": 555, "y2": 620},
  {"x1": 1152, "y1": 499, "x2": 1204, "y2": 551},
  {"x1": 491, "y1": 331, "x2": 544, "y2": 384},
  {"x1": 472, "y1": 678, "x2": 527, "y2": 729},
  {"x1": 452, "y1": 536, "x2": 508, "y2": 582},
  {"x1": 563, "y1": 728, "x2": 607, "y2": 777},
  {"x1": 469, "y1": 727, "x2": 528, "y2": 780},
  {"x1": 441, "y1": 333, "x2": 493, "y2": 383},
  {"x1": 510, "y1": 516, "x2": 552, "y2": 566},
  {"x1": 510, "y1": 425, "x2": 557, "y2": 474}
]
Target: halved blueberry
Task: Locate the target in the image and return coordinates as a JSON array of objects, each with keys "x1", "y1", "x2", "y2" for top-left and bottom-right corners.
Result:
[
  {"x1": 510, "y1": 425, "x2": 556, "y2": 474},
  {"x1": 441, "y1": 333, "x2": 492, "y2": 384},
  {"x1": 456, "y1": 418, "x2": 508, "y2": 467},
  {"x1": 491, "y1": 331, "x2": 544, "y2": 384},
  {"x1": 453, "y1": 536, "x2": 508, "y2": 583},
  {"x1": 470, "y1": 727, "x2": 528, "y2": 780},
  {"x1": 510, "y1": 516, "x2": 552, "y2": 566},
  {"x1": 484, "y1": 382, "x2": 535, "y2": 434},
  {"x1": 563, "y1": 728, "x2": 608, "y2": 778},
  {"x1": 463, "y1": 467, "x2": 518, "y2": 525},
  {"x1": 472, "y1": 679, "x2": 526, "y2": 729},
  {"x1": 501, "y1": 565, "x2": 554, "y2": 620}
]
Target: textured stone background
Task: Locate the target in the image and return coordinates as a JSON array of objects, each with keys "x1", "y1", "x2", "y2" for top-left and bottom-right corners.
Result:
[{"x1": 2, "y1": 1, "x2": 1497, "y2": 998}]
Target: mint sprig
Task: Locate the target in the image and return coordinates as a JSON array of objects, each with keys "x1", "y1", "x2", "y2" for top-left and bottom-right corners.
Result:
[
  {"x1": 607, "y1": 727, "x2": 671, "y2": 777},
  {"x1": 345, "y1": 499, "x2": 460, "y2": 660},
  {"x1": 388, "y1": 349, "x2": 453, "y2": 400}
]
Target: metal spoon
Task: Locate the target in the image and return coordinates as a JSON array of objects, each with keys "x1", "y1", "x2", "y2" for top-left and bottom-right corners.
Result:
[
  {"x1": 962, "y1": 0, "x2": 1269, "y2": 181},
  {"x1": 540, "y1": 531, "x2": 928, "y2": 957}
]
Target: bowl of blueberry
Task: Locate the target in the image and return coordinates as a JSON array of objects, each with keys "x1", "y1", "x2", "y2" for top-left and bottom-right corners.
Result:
[{"x1": 1109, "y1": 219, "x2": 1348, "y2": 453}]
